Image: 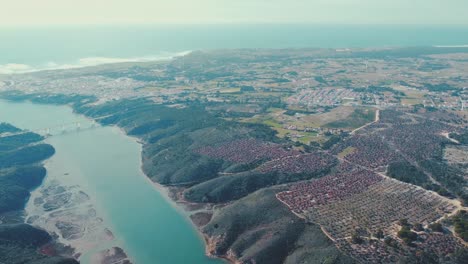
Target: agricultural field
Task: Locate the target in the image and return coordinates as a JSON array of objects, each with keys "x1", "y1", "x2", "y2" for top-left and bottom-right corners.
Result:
[
  {"x1": 392, "y1": 85, "x2": 427, "y2": 106},
  {"x1": 324, "y1": 108, "x2": 376, "y2": 129},
  {"x1": 240, "y1": 106, "x2": 375, "y2": 145},
  {"x1": 295, "y1": 106, "x2": 357, "y2": 128}
]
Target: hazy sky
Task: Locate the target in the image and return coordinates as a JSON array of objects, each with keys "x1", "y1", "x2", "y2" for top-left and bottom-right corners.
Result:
[{"x1": 1, "y1": 0, "x2": 467, "y2": 26}]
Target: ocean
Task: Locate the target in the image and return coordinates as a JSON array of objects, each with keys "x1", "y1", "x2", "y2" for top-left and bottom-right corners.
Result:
[{"x1": 1, "y1": 24, "x2": 468, "y2": 73}]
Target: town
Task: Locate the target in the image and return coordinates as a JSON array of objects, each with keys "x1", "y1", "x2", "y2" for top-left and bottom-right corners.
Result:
[{"x1": 0, "y1": 47, "x2": 467, "y2": 264}]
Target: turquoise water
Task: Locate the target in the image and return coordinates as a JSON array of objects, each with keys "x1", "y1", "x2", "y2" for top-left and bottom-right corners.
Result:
[
  {"x1": 1, "y1": 25, "x2": 468, "y2": 71},
  {"x1": 0, "y1": 100, "x2": 223, "y2": 264}
]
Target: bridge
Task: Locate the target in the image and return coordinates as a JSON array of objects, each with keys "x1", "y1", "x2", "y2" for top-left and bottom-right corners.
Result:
[{"x1": 0, "y1": 115, "x2": 114, "y2": 138}]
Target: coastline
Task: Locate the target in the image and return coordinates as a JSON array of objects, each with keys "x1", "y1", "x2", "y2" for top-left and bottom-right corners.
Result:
[
  {"x1": 114, "y1": 125, "x2": 233, "y2": 264},
  {"x1": 9, "y1": 98, "x2": 221, "y2": 264},
  {"x1": 0, "y1": 51, "x2": 192, "y2": 75},
  {"x1": 3, "y1": 97, "x2": 277, "y2": 264},
  {"x1": 21, "y1": 103, "x2": 223, "y2": 264},
  {"x1": 0, "y1": 99, "x2": 134, "y2": 264}
]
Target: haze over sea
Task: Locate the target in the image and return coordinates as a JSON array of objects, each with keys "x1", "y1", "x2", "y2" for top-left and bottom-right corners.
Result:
[{"x1": 1, "y1": 24, "x2": 468, "y2": 74}]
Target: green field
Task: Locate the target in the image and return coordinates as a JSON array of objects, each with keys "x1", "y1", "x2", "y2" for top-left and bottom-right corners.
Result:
[{"x1": 324, "y1": 108, "x2": 376, "y2": 129}]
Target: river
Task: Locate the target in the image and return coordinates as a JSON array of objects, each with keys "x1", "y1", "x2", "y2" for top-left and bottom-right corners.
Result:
[{"x1": 0, "y1": 99, "x2": 223, "y2": 264}]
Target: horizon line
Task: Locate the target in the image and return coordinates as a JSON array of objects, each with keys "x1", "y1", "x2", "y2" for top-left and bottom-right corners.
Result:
[{"x1": 1, "y1": 22, "x2": 468, "y2": 29}]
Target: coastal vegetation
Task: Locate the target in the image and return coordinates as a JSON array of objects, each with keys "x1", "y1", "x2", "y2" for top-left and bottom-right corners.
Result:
[
  {"x1": 0, "y1": 123, "x2": 77, "y2": 264},
  {"x1": 0, "y1": 224, "x2": 78, "y2": 264},
  {"x1": 0, "y1": 126, "x2": 55, "y2": 168},
  {"x1": 0, "y1": 166, "x2": 46, "y2": 213},
  {"x1": 0, "y1": 144, "x2": 55, "y2": 169}
]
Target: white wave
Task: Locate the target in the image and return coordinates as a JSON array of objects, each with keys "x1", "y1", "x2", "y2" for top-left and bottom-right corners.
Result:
[
  {"x1": 0, "y1": 63, "x2": 34, "y2": 74},
  {"x1": 0, "y1": 51, "x2": 191, "y2": 75},
  {"x1": 433, "y1": 45, "x2": 468, "y2": 48}
]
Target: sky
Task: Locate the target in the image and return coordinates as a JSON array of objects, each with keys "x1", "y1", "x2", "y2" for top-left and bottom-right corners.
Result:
[{"x1": 0, "y1": 0, "x2": 467, "y2": 26}]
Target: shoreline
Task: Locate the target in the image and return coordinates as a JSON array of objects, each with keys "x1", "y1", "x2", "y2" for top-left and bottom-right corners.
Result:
[
  {"x1": 0, "y1": 51, "x2": 193, "y2": 75},
  {"x1": 1, "y1": 98, "x2": 226, "y2": 264},
  {"x1": 115, "y1": 125, "x2": 233, "y2": 264},
  {"x1": 2, "y1": 100, "x2": 135, "y2": 264}
]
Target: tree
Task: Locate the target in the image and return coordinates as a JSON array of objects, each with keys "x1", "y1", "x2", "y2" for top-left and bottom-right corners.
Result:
[
  {"x1": 399, "y1": 218, "x2": 410, "y2": 227},
  {"x1": 322, "y1": 256, "x2": 338, "y2": 264},
  {"x1": 398, "y1": 226, "x2": 417, "y2": 246},
  {"x1": 351, "y1": 232, "x2": 364, "y2": 244},
  {"x1": 452, "y1": 248, "x2": 468, "y2": 264},
  {"x1": 452, "y1": 210, "x2": 468, "y2": 242},
  {"x1": 429, "y1": 222, "x2": 443, "y2": 232},
  {"x1": 384, "y1": 237, "x2": 399, "y2": 249},
  {"x1": 413, "y1": 223, "x2": 424, "y2": 232},
  {"x1": 375, "y1": 229, "x2": 384, "y2": 239}
]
